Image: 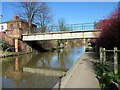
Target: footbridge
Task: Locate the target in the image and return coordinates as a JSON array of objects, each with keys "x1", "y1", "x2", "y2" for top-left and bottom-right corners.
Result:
[
  {"x1": 13, "y1": 23, "x2": 102, "y2": 52},
  {"x1": 22, "y1": 29, "x2": 101, "y2": 41},
  {"x1": 22, "y1": 23, "x2": 102, "y2": 41}
]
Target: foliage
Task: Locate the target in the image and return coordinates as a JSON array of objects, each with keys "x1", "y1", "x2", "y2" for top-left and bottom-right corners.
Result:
[
  {"x1": 95, "y1": 63, "x2": 120, "y2": 90},
  {"x1": 93, "y1": 53, "x2": 99, "y2": 59},
  {"x1": 0, "y1": 40, "x2": 11, "y2": 51},
  {"x1": 96, "y1": 6, "x2": 120, "y2": 49}
]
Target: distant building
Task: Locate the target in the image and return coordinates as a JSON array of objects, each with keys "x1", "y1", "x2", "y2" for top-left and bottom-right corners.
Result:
[
  {"x1": 0, "y1": 16, "x2": 37, "y2": 52},
  {"x1": 0, "y1": 23, "x2": 7, "y2": 32},
  {"x1": 1, "y1": 15, "x2": 37, "y2": 38}
]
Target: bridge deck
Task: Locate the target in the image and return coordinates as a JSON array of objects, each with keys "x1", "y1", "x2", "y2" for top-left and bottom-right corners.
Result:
[{"x1": 22, "y1": 29, "x2": 101, "y2": 41}]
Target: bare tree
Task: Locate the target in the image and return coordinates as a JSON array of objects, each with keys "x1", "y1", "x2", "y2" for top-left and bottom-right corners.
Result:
[
  {"x1": 58, "y1": 18, "x2": 66, "y2": 31},
  {"x1": 57, "y1": 18, "x2": 67, "y2": 46},
  {"x1": 15, "y1": 2, "x2": 51, "y2": 31},
  {"x1": 34, "y1": 3, "x2": 51, "y2": 32}
]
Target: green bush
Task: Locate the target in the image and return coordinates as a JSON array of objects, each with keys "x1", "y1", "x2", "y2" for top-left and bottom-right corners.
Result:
[
  {"x1": 0, "y1": 40, "x2": 11, "y2": 51},
  {"x1": 95, "y1": 63, "x2": 120, "y2": 90}
]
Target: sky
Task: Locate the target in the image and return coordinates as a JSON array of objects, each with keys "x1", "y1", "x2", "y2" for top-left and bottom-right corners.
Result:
[{"x1": 1, "y1": 2, "x2": 118, "y2": 25}]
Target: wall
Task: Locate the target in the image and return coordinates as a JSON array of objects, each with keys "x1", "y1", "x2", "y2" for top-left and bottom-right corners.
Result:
[{"x1": 0, "y1": 23, "x2": 7, "y2": 32}]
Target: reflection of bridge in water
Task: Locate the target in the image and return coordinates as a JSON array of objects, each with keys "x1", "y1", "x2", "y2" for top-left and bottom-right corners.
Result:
[
  {"x1": 23, "y1": 67, "x2": 66, "y2": 77},
  {"x1": 22, "y1": 47, "x2": 85, "y2": 77}
]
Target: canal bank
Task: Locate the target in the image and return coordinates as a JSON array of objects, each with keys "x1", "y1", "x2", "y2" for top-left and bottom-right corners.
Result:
[{"x1": 54, "y1": 52, "x2": 100, "y2": 89}]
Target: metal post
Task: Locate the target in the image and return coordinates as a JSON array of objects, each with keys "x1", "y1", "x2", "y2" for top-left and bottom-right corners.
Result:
[
  {"x1": 82, "y1": 24, "x2": 83, "y2": 30},
  {"x1": 114, "y1": 47, "x2": 118, "y2": 75},
  {"x1": 103, "y1": 48, "x2": 106, "y2": 65},
  {"x1": 100, "y1": 47, "x2": 103, "y2": 64}
]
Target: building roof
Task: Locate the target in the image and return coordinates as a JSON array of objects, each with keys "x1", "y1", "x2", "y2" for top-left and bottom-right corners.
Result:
[
  {"x1": 4, "y1": 18, "x2": 27, "y2": 23},
  {"x1": 1, "y1": 16, "x2": 36, "y2": 27}
]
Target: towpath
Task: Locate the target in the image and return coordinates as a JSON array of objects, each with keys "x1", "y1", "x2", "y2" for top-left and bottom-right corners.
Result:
[{"x1": 54, "y1": 52, "x2": 100, "y2": 89}]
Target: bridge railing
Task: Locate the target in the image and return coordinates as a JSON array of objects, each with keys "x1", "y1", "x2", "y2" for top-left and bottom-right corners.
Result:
[
  {"x1": 27, "y1": 23, "x2": 96, "y2": 34},
  {"x1": 65, "y1": 23, "x2": 95, "y2": 31}
]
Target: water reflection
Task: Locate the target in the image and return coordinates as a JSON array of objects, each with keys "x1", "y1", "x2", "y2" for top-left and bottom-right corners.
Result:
[
  {"x1": 26, "y1": 46, "x2": 85, "y2": 71},
  {"x1": 2, "y1": 46, "x2": 85, "y2": 88},
  {"x1": 15, "y1": 57, "x2": 19, "y2": 71}
]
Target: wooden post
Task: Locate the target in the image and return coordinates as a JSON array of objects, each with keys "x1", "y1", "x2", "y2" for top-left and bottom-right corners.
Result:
[
  {"x1": 100, "y1": 47, "x2": 103, "y2": 64},
  {"x1": 114, "y1": 47, "x2": 118, "y2": 75},
  {"x1": 103, "y1": 48, "x2": 106, "y2": 65}
]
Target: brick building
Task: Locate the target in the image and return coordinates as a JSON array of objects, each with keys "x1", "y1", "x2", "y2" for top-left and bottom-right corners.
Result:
[
  {"x1": 0, "y1": 16, "x2": 37, "y2": 52},
  {"x1": 4, "y1": 16, "x2": 36, "y2": 38}
]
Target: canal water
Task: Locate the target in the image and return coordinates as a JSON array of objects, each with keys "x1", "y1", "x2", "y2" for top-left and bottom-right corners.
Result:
[{"x1": 1, "y1": 46, "x2": 85, "y2": 88}]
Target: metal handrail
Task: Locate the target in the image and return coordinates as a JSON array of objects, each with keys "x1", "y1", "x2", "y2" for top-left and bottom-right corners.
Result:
[
  {"x1": 103, "y1": 50, "x2": 120, "y2": 52},
  {"x1": 27, "y1": 22, "x2": 99, "y2": 35}
]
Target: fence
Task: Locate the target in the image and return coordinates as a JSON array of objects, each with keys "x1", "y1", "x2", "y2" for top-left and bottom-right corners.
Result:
[
  {"x1": 28, "y1": 23, "x2": 96, "y2": 34},
  {"x1": 99, "y1": 47, "x2": 119, "y2": 75}
]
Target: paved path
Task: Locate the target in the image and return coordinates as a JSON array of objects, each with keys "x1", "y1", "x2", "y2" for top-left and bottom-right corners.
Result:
[{"x1": 54, "y1": 52, "x2": 100, "y2": 89}]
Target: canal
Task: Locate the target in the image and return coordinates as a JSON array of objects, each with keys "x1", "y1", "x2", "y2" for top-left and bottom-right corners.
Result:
[{"x1": 1, "y1": 46, "x2": 85, "y2": 88}]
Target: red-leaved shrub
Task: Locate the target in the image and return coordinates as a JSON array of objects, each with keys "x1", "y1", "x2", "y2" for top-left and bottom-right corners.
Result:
[{"x1": 96, "y1": 6, "x2": 120, "y2": 49}]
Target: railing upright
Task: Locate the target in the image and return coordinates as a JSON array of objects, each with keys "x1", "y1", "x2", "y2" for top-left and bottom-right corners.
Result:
[{"x1": 26, "y1": 22, "x2": 98, "y2": 34}]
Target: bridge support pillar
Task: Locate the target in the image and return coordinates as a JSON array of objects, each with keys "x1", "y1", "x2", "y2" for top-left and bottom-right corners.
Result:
[
  {"x1": 15, "y1": 38, "x2": 19, "y2": 53},
  {"x1": 83, "y1": 39, "x2": 86, "y2": 45}
]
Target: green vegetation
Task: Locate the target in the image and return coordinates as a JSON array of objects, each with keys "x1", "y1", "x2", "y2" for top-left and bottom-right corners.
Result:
[
  {"x1": 93, "y1": 5, "x2": 120, "y2": 90},
  {"x1": 0, "y1": 40, "x2": 11, "y2": 51},
  {"x1": 92, "y1": 50, "x2": 120, "y2": 90},
  {"x1": 95, "y1": 63, "x2": 120, "y2": 90}
]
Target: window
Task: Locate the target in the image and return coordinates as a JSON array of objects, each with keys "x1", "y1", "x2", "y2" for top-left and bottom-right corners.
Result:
[
  {"x1": 17, "y1": 23, "x2": 19, "y2": 28},
  {"x1": 10, "y1": 24, "x2": 13, "y2": 30},
  {"x1": 1, "y1": 25, "x2": 4, "y2": 30}
]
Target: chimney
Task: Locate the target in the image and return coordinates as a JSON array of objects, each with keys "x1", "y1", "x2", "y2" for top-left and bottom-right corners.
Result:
[{"x1": 13, "y1": 15, "x2": 19, "y2": 20}]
